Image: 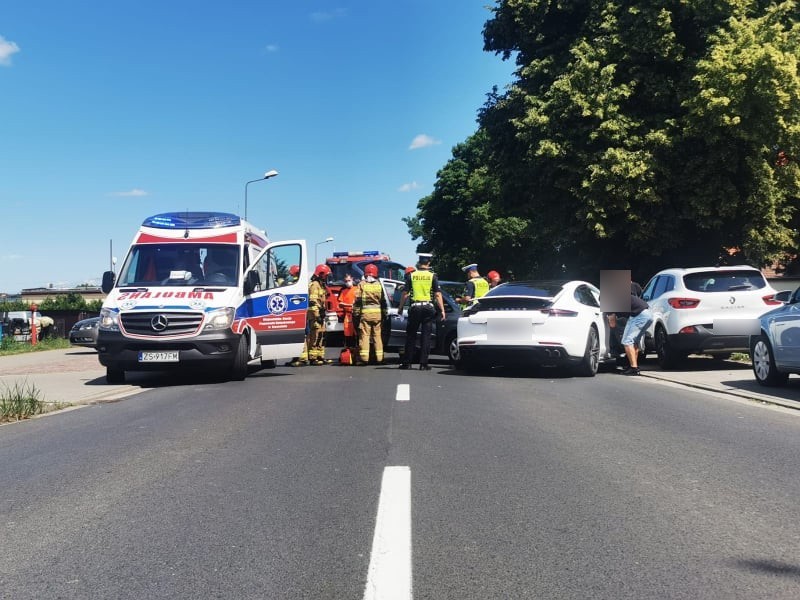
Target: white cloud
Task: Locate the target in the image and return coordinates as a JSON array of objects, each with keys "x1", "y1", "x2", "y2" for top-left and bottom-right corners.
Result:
[
  {"x1": 1, "y1": 253, "x2": 24, "y2": 262},
  {"x1": 0, "y1": 35, "x2": 20, "y2": 66},
  {"x1": 310, "y1": 8, "x2": 347, "y2": 22},
  {"x1": 409, "y1": 134, "x2": 441, "y2": 150},
  {"x1": 398, "y1": 182, "x2": 420, "y2": 193},
  {"x1": 264, "y1": 44, "x2": 279, "y2": 53},
  {"x1": 109, "y1": 188, "x2": 149, "y2": 197}
]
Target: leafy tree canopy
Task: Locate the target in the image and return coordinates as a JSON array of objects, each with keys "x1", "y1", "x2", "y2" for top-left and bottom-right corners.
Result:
[{"x1": 407, "y1": 0, "x2": 800, "y2": 283}]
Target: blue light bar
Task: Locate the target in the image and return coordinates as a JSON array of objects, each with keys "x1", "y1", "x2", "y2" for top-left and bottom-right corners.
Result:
[
  {"x1": 142, "y1": 212, "x2": 241, "y2": 229},
  {"x1": 332, "y1": 252, "x2": 350, "y2": 257}
]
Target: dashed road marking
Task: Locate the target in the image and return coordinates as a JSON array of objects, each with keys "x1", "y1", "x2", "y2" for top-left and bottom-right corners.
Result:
[
  {"x1": 363, "y1": 466, "x2": 412, "y2": 600},
  {"x1": 395, "y1": 384, "x2": 410, "y2": 402}
]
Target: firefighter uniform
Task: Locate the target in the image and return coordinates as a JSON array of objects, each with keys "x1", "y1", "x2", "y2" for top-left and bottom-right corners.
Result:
[
  {"x1": 354, "y1": 276, "x2": 388, "y2": 364},
  {"x1": 295, "y1": 267, "x2": 331, "y2": 366}
]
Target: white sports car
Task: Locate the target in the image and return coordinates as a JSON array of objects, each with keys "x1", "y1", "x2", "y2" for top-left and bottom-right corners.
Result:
[{"x1": 456, "y1": 280, "x2": 618, "y2": 376}]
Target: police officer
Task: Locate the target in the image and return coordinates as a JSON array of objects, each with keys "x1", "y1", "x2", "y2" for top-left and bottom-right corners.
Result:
[
  {"x1": 396, "y1": 253, "x2": 446, "y2": 370},
  {"x1": 457, "y1": 263, "x2": 490, "y2": 307},
  {"x1": 353, "y1": 263, "x2": 389, "y2": 365}
]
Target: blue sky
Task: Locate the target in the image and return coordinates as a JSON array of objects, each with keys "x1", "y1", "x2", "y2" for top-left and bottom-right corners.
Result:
[{"x1": 0, "y1": 1, "x2": 514, "y2": 294}]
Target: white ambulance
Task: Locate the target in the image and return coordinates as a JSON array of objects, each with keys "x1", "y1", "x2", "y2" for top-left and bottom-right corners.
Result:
[{"x1": 97, "y1": 212, "x2": 308, "y2": 383}]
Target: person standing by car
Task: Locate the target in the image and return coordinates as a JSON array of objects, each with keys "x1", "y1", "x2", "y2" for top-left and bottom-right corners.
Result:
[
  {"x1": 610, "y1": 290, "x2": 652, "y2": 376},
  {"x1": 291, "y1": 264, "x2": 333, "y2": 366},
  {"x1": 353, "y1": 264, "x2": 388, "y2": 365},
  {"x1": 457, "y1": 263, "x2": 490, "y2": 308},
  {"x1": 338, "y1": 274, "x2": 358, "y2": 354},
  {"x1": 487, "y1": 270, "x2": 502, "y2": 289},
  {"x1": 397, "y1": 254, "x2": 446, "y2": 370}
]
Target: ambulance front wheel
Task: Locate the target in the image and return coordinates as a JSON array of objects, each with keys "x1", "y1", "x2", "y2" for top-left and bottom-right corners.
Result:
[
  {"x1": 106, "y1": 367, "x2": 125, "y2": 384},
  {"x1": 230, "y1": 334, "x2": 249, "y2": 381}
]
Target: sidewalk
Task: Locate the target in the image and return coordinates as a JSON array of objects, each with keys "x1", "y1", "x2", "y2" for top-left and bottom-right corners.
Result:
[
  {"x1": 0, "y1": 348, "x2": 141, "y2": 408},
  {"x1": 637, "y1": 355, "x2": 800, "y2": 411}
]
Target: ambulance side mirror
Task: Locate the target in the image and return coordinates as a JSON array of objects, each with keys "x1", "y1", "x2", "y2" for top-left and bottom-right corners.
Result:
[
  {"x1": 244, "y1": 270, "x2": 260, "y2": 295},
  {"x1": 101, "y1": 271, "x2": 116, "y2": 294}
]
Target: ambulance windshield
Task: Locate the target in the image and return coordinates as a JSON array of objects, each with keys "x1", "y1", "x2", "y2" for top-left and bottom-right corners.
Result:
[{"x1": 117, "y1": 244, "x2": 240, "y2": 287}]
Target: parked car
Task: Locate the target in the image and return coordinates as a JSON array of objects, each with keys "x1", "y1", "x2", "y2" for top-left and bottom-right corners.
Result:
[
  {"x1": 750, "y1": 287, "x2": 800, "y2": 386},
  {"x1": 385, "y1": 284, "x2": 462, "y2": 363},
  {"x1": 456, "y1": 280, "x2": 618, "y2": 376},
  {"x1": 642, "y1": 266, "x2": 781, "y2": 369},
  {"x1": 69, "y1": 317, "x2": 100, "y2": 348}
]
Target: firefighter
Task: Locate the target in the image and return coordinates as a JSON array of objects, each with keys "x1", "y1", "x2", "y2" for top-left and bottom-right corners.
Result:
[
  {"x1": 456, "y1": 263, "x2": 489, "y2": 308},
  {"x1": 353, "y1": 263, "x2": 389, "y2": 365},
  {"x1": 397, "y1": 253, "x2": 446, "y2": 370},
  {"x1": 291, "y1": 264, "x2": 332, "y2": 366},
  {"x1": 338, "y1": 274, "x2": 358, "y2": 351},
  {"x1": 286, "y1": 264, "x2": 300, "y2": 285},
  {"x1": 487, "y1": 270, "x2": 502, "y2": 288}
]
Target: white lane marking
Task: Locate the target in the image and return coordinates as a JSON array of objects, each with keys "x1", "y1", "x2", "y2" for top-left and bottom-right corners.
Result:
[
  {"x1": 395, "y1": 384, "x2": 410, "y2": 402},
  {"x1": 363, "y1": 466, "x2": 412, "y2": 600}
]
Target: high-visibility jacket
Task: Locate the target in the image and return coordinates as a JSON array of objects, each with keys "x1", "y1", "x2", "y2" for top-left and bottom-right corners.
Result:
[
  {"x1": 308, "y1": 279, "x2": 326, "y2": 320},
  {"x1": 410, "y1": 269, "x2": 435, "y2": 302},
  {"x1": 355, "y1": 280, "x2": 387, "y2": 319},
  {"x1": 470, "y1": 277, "x2": 490, "y2": 299}
]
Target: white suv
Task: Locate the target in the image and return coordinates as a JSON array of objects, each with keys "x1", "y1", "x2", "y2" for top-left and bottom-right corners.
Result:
[{"x1": 641, "y1": 266, "x2": 781, "y2": 368}]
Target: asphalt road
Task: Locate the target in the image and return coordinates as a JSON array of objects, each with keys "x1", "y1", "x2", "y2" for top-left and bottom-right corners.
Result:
[{"x1": 2, "y1": 359, "x2": 800, "y2": 599}]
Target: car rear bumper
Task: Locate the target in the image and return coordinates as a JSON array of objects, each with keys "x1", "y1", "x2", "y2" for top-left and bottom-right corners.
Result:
[
  {"x1": 667, "y1": 332, "x2": 749, "y2": 354},
  {"x1": 459, "y1": 344, "x2": 582, "y2": 366}
]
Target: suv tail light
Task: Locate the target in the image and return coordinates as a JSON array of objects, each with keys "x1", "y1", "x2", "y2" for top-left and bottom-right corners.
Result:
[
  {"x1": 678, "y1": 326, "x2": 699, "y2": 334},
  {"x1": 763, "y1": 294, "x2": 782, "y2": 306},
  {"x1": 668, "y1": 298, "x2": 700, "y2": 309},
  {"x1": 541, "y1": 308, "x2": 578, "y2": 317}
]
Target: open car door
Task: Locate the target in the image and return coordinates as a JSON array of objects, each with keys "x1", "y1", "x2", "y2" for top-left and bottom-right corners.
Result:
[{"x1": 239, "y1": 240, "x2": 308, "y2": 361}]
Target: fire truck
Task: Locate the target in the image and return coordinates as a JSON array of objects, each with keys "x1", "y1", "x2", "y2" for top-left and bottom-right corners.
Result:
[{"x1": 323, "y1": 250, "x2": 407, "y2": 334}]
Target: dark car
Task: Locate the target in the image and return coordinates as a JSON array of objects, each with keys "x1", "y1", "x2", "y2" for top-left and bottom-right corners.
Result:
[
  {"x1": 69, "y1": 317, "x2": 100, "y2": 348},
  {"x1": 385, "y1": 284, "x2": 462, "y2": 363}
]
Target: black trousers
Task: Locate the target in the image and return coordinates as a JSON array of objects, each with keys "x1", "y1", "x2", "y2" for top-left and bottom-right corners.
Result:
[{"x1": 404, "y1": 304, "x2": 435, "y2": 365}]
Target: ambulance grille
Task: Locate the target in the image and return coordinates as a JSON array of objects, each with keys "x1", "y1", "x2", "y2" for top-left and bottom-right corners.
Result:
[{"x1": 120, "y1": 312, "x2": 203, "y2": 336}]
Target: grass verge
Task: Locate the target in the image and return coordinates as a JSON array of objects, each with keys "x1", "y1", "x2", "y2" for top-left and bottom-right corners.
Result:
[
  {"x1": 0, "y1": 380, "x2": 68, "y2": 423},
  {"x1": 0, "y1": 337, "x2": 71, "y2": 357}
]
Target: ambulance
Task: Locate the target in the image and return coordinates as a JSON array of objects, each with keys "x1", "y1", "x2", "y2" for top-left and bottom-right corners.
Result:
[{"x1": 97, "y1": 212, "x2": 308, "y2": 383}]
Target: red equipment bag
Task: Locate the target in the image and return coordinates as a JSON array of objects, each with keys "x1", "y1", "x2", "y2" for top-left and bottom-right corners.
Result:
[{"x1": 339, "y1": 348, "x2": 354, "y2": 365}]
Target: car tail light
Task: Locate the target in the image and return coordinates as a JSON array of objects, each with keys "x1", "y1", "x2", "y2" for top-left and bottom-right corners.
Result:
[
  {"x1": 763, "y1": 294, "x2": 782, "y2": 306},
  {"x1": 668, "y1": 298, "x2": 700, "y2": 309},
  {"x1": 678, "y1": 326, "x2": 698, "y2": 334},
  {"x1": 541, "y1": 308, "x2": 578, "y2": 317}
]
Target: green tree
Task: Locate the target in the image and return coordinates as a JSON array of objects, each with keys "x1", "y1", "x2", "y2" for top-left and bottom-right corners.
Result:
[{"x1": 408, "y1": 0, "x2": 800, "y2": 282}]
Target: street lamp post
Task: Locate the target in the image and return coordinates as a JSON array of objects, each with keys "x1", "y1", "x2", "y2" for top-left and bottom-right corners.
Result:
[
  {"x1": 315, "y1": 237, "x2": 334, "y2": 265},
  {"x1": 244, "y1": 169, "x2": 279, "y2": 221}
]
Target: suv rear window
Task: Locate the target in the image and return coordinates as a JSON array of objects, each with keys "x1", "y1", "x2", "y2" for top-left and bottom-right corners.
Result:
[{"x1": 682, "y1": 270, "x2": 767, "y2": 292}]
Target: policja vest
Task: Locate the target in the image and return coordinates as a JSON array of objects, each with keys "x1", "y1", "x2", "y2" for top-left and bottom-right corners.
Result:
[
  {"x1": 470, "y1": 276, "x2": 490, "y2": 299},
  {"x1": 410, "y1": 269, "x2": 435, "y2": 302}
]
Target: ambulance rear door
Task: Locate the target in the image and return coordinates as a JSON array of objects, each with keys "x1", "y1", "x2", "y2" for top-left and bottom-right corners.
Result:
[{"x1": 238, "y1": 240, "x2": 308, "y2": 360}]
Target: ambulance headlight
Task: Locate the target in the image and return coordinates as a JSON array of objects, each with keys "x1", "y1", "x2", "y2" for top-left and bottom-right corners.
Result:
[
  {"x1": 204, "y1": 307, "x2": 235, "y2": 330},
  {"x1": 99, "y1": 308, "x2": 120, "y2": 331}
]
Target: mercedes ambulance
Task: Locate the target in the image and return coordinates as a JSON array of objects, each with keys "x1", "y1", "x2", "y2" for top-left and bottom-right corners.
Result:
[{"x1": 97, "y1": 212, "x2": 308, "y2": 383}]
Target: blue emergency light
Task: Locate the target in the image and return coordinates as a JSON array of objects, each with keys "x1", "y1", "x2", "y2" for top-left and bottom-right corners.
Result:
[{"x1": 142, "y1": 212, "x2": 241, "y2": 229}]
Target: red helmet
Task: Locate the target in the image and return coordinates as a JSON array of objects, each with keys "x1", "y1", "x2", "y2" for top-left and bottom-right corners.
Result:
[
  {"x1": 289, "y1": 265, "x2": 300, "y2": 277},
  {"x1": 364, "y1": 263, "x2": 379, "y2": 277},
  {"x1": 487, "y1": 270, "x2": 501, "y2": 281},
  {"x1": 314, "y1": 264, "x2": 331, "y2": 278}
]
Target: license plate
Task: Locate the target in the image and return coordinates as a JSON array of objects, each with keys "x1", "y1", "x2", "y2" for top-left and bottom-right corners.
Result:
[{"x1": 138, "y1": 351, "x2": 180, "y2": 363}]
